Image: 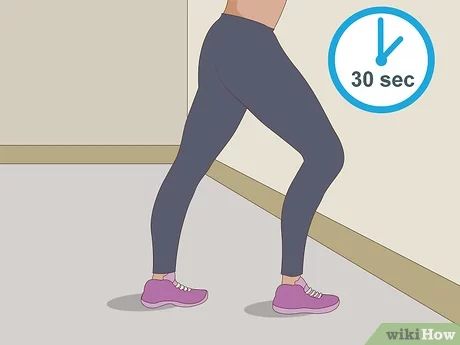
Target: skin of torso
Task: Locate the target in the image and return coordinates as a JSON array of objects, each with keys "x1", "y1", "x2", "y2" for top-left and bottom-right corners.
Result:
[{"x1": 224, "y1": 0, "x2": 287, "y2": 29}]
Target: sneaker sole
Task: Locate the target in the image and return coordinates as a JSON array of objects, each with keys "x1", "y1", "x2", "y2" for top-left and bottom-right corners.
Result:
[
  {"x1": 272, "y1": 300, "x2": 340, "y2": 315},
  {"x1": 141, "y1": 293, "x2": 208, "y2": 309}
]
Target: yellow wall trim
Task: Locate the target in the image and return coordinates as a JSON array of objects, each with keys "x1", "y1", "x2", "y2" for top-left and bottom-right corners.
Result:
[{"x1": 0, "y1": 145, "x2": 179, "y2": 164}]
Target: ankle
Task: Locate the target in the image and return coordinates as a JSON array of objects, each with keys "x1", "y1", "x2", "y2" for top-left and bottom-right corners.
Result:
[
  {"x1": 282, "y1": 275, "x2": 300, "y2": 285},
  {"x1": 152, "y1": 273, "x2": 167, "y2": 280}
]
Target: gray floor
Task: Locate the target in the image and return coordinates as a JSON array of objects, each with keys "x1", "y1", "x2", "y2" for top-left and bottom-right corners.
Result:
[{"x1": 0, "y1": 165, "x2": 446, "y2": 344}]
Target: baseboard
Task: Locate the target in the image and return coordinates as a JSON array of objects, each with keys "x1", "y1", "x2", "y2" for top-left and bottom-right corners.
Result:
[
  {"x1": 207, "y1": 160, "x2": 460, "y2": 324},
  {"x1": 0, "y1": 145, "x2": 179, "y2": 163}
]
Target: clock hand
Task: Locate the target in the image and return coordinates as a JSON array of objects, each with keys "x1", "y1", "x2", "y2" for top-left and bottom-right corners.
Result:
[
  {"x1": 376, "y1": 17, "x2": 404, "y2": 66},
  {"x1": 378, "y1": 17, "x2": 384, "y2": 57},
  {"x1": 383, "y1": 36, "x2": 404, "y2": 58}
]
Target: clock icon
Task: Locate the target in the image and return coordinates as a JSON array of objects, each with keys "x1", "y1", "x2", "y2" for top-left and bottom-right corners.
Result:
[{"x1": 328, "y1": 7, "x2": 435, "y2": 114}]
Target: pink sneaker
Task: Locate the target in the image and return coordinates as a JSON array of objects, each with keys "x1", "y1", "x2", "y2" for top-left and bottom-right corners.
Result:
[
  {"x1": 272, "y1": 277, "x2": 340, "y2": 315},
  {"x1": 141, "y1": 273, "x2": 208, "y2": 309}
]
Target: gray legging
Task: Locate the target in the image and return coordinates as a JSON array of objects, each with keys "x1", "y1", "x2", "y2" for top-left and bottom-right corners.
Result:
[{"x1": 151, "y1": 14, "x2": 344, "y2": 277}]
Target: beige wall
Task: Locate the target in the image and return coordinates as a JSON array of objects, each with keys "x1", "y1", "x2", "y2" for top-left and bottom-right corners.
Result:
[
  {"x1": 188, "y1": 0, "x2": 460, "y2": 283},
  {"x1": 0, "y1": 0, "x2": 187, "y2": 144}
]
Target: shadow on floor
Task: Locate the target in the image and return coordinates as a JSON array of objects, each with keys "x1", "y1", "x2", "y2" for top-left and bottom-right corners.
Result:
[
  {"x1": 244, "y1": 301, "x2": 310, "y2": 318},
  {"x1": 107, "y1": 294, "x2": 173, "y2": 312},
  {"x1": 108, "y1": 295, "x2": 311, "y2": 316}
]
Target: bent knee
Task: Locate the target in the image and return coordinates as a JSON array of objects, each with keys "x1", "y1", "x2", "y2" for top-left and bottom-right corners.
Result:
[
  {"x1": 302, "y1": 136, "x2": 345, "y2": 178},
  {"x1": 329, "y1": 138, "x2": 345, "y2": 174}
]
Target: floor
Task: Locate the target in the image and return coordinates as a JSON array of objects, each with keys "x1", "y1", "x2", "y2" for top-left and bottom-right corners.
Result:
[{"x1": 0, "y1": 165, "x2": 446, "y2": 344}]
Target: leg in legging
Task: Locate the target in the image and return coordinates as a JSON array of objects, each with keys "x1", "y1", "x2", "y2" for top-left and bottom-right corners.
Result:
[
  {"x1": 217, "y1": 30, "x2": 344, "y2": 278},
  {"x1": 151, "y1": 83, "x2": 246, "y2": 274}
]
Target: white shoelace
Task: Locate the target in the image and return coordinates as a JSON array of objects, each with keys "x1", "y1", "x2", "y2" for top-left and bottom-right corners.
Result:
[
  {"x1": 174, "y1": 281, "x2": 191, "y2": 292},
  {"x1": 305, "y1": 286, "x2": 323, "y2": 298}
]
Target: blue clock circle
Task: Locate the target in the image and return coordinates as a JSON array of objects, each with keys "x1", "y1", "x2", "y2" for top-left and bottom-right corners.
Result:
[{"x1": 328, "y1": 6, "x2": 435, "y2": 114}]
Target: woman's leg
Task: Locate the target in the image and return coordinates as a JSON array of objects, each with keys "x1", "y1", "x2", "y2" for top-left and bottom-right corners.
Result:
[
  {"x1": 141, "y1": 17, "x2": 247, "y2": 310},
  {"x1": 216, "y1": 23, "x2": 344, "y2": 279},
  {"x1": 150, "y1": 83, "x2": 246, "y2": 275}
]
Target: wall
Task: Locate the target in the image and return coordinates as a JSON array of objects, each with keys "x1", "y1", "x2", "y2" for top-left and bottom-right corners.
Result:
[
  {"x1": 188, "y1": 0, "x2": 460, "y2": 283},
  {"x1": 0, "y1": 0, "x2": 187, "y2": 145}
]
